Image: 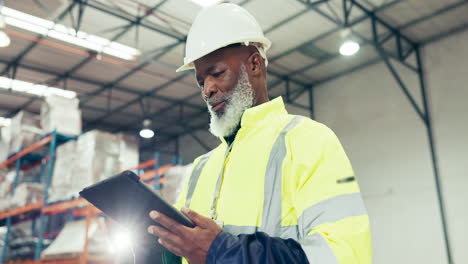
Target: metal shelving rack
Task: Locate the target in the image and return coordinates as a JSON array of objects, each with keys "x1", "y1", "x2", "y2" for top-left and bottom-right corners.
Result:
[
  {"x1": 0, "y1": 131, "x2": 76, "y2": 263},
  {"x1": 0, "y1": 131, "x2": 180, "y2": 264}
]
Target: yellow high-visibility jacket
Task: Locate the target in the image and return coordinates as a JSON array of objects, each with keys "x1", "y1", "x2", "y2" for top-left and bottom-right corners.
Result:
[{"x1": 176, "y1": 97, "x2": 372, "y2": 263}]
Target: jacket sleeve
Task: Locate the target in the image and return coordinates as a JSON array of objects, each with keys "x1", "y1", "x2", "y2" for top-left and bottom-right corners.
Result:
[
  {"x1": 206, "y1": 231, "x2": 309, "y2": 264},
  {"x1": 289, "y1": 121, "x2": 372, "y2": 264}
]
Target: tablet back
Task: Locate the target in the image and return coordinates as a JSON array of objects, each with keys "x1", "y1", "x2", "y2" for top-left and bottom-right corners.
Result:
[{"x1": 79, "y1": 170, "x2": 194, "y2": 242}]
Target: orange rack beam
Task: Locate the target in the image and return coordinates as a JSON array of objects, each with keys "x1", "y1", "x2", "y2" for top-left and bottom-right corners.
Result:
[
  {"x1": 72, "y1": 206, "x2": 102, "y2": 217},
  {"x1": 140, "y1": 164, "x2": 173, "y2": 181},
  {"x1": 0, "y1": 201, "x2": 44, "y2": 220},
  {"x1": 6, "y1": 260, "x2": 40, "y2": 264},
  {"x1": 132, "y1": 159, "x2": 156, "y2": 170},
  {"x1": 6, "y1": 256, "x2": 114, "y2": 264},
  {"x1": 0, "y1": 135, "x2": 53, "y2": 169},
  {"x1": 42, "y1": 198, "x2": 88, "y2": 215},
  {"x1": 140, "y1": 169, "x2": 156, "y2": 181},
  {"x1": 41, "y1": 256, "x2": 114, "y2": 264},
  {"x1": 0, "y1": 162, "x2": 175, "y2": 221}
]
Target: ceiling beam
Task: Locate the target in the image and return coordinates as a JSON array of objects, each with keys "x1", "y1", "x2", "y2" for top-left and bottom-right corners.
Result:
[
  {"x1": 422, "y1": 21, "x2": 468, "y2": 45},
  {"x1": 84, "y1": 0, "x2": 186, "y2": 41},
  {"x1": 0, "y1": 59, "x2": 206, "y2": 113},
  {"x1": 0, "y1": 2, "x2": 77, "y2": 77},
  {"x1": 267, "y1": 0, "x2": 403, "y2": 74},
  {"x1": 3, "y1": 0, "x2": 177, "y2": 118}
]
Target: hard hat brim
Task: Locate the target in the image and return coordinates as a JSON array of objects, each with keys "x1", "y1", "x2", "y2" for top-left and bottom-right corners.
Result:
[
  {"x1": 176, "y1": 38, "x2": 271, "y2": 73},
  {"x1": 176, "y1": 62, "x2": 193, "y2": 72}
]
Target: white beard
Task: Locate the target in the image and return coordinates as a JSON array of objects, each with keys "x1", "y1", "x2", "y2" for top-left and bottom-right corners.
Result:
[{"x1": 207, "y1": 65, "x2": 254, "y2": 138}]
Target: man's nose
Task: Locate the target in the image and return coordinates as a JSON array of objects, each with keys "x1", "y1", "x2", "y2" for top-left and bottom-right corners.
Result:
[{"x1": 202, "y1": 77, "x2": 217, "y2": 100}]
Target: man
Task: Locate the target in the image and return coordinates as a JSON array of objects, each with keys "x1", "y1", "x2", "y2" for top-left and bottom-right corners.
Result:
[{"x1": 147, "y1": 3, "x2": 371, "y2": 263}]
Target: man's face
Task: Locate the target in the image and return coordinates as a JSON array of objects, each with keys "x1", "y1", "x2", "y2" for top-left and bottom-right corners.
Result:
[{"x1": 194, "y1": 47, "x2": 254, "y2": 137}]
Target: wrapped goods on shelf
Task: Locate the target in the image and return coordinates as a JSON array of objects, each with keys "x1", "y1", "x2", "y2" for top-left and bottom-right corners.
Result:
[
  {"x1": 0, "y1": 125, "x2": 11, "y2": 161},
  {"x1": 0, "y1": 123, "x2": 11, "y2": 142},
  {"x1": 49, "y1": 141, "x2": 77, "y2": 202},
  {"x1": 71, "y1": 153, "x2": 119, "y2": 195},
  {"x1": 43, "y1": 94, "x2": 79, "y2": 109},
  {"x1": 0, "y1": 226, "x2": 5, "y2": 256},
  {"x1": 41, "y1": 110, "x2": 82, "y2": 136},
  {"x1": 21, "y1": 164, "x2": 43, "y2": 183},
  {"x1": 76, "y1": 130, "x2": 120, "y2": 156},
  {"x1": 40, "y1": 95, "x2": 82, "y2": 136},
  {"x1": 6, "y1": 223, "x2": 29, "y2": 260},
  {"x1": 49, "y1": 130, "x2": 140, "y2": 201},
  {"x1": 8, "y1": 182, "x2": 44, "y2": 209},
  {"x1": 0, "y1": 167, "x2": 45, "y2": 210},
  {"x1": 0, "y1": 170, "x2": 15, "y2": 212},
  {"x1": 160, "y1": 164, "x2": 193, "y2": 204},
  {"x1": 0, "y1": 139, "x2": 8, "y2": 162},
  {"x1": 0, "y1": 169, "x2": 10, "y2": 196},
  {"x1": 41, "y1": 217, "x2": 111, "y2": 260},
  {"x1": 9, "y1": 111, "x2": 42, "y2": 153},
  {"x1": 117, "y1": 133, "x2": 139, "y2": 171},
  {"x1": 4, "y1": 220, "x2": 51, "y2": 261},
  {"x1": 71, "y1": 130, "x2": 120, "y2": 195},
  {"x1": 0, "y1": 181, "x2": 43, "y2": 212}
]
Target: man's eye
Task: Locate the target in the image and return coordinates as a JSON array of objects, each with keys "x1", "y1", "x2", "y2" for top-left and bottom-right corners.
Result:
[{"x1": 212, "y1": 70, "x2": 225, "y2": 78}]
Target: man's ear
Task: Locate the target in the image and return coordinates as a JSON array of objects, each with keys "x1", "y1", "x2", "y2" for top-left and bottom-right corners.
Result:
[{"x1": 247, "y1": 52, "x2": 263, "y2": 77}]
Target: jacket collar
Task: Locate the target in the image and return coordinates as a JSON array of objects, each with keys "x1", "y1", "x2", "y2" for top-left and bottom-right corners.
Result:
[
  {"x1": 219, "y1": 96, "x2": 288, "y2": 145},
  {"x1": 241, "y1": 96, "x2": 287, "y2": 128}
]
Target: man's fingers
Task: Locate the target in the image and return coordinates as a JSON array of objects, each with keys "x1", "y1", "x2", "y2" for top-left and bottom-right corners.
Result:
[
  {"x1": 150, "y1": 211, "x2": 185, "y2": 235},
  {"x1": 148, "y1": 225, "x2": 170, "y2": 238},
  {"x1": 158, "y1": 238, "x2": 183, "y2": 257},
  {"x1": 148, "y1": 226, "x2": 186, "y2": 249},
  {"x1": 181, "y1": 207, "x2": 211, "y2": 228}
]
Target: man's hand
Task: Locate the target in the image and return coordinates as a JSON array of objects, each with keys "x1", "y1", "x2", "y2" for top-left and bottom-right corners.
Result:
[{"x1": 147, "y1": 208, "x2": 222, "y2": 264}]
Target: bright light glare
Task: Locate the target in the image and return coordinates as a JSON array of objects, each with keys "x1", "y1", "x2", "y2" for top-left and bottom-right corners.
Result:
[
  {"x1": 0, "y1": 117, "x2": 11, "y2": 127},
  {"x1": 191, "y1": 0, "x2": 223, "y2": 7},
  {"x1": 0, "y1": 76, "x2": 76, "y2": 98},
  {"x1": 0, "y1": 31, "x2": 11, "y2": 47},
  {"x1": 109, "y1": 230, "x2": 133, "y2": 252},
  {"x1": 139, "y1": 128, "x2": 154, "y2": 139},
  {"x1": 339, "y1": 41, "x2": 360, "y2": 56},
  {"x1": 0, "y1": 7, "x2": 140, "y2": 60}
]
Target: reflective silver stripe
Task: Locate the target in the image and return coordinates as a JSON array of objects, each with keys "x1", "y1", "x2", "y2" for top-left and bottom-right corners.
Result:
[
  {"x1": 210, "y1": 145, "x2": 232, "y2": 219},
  {"x1": 185, "y1": 151, "x2": 213, "y2": 208},
  {"x1": 300, "y1": 233, "x2": 339, "y2": 264},
  {"x1": 224, "y1": 224, "x2": 300, "y2": 239},
  {"x1": 223, "y1": 192, "x2": 366, "y2": 238},
  {"x1": 298, "y1": 192, "x2": 367, "y2": 238},
  {"x1": 261, "y1": 115, "x2": 306, "y2": 235},
  {"x1": 223, "y1": 225, "x2": 257, "y2": 236}
]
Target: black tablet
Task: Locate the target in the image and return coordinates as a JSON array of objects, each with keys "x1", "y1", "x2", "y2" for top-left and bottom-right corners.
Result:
[{"x1": 79, "y1": 170, "x2": 195, "y2": 242}]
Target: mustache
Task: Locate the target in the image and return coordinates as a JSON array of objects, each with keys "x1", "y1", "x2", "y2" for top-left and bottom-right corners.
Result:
[{"x1": 205, "y1": 94, "x2": 231, "y2": 106}]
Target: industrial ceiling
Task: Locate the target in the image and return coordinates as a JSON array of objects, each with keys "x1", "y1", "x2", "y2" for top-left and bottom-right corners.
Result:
[{"x1": 0, "y1": 0, "x2": 467, "y2": 155}]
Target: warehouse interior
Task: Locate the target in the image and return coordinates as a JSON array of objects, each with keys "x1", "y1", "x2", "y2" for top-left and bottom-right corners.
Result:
[{"x1": 0, "y1": 0, "x2": 467, "y2": 263}]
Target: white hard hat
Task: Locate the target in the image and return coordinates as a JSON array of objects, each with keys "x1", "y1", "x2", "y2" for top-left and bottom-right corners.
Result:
[{"x1": 176, "y1": 3, "x2": 271, "y2": 72}]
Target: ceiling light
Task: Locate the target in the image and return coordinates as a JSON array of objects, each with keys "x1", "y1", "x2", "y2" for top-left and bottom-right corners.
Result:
[
  {"x1": 191, "y1": 0, "x2": 223, "y2": 7},
  {"x1": 139, "y1": 128, "x2": 154, "y2": 139},
  {"x1": 339, "y1": 40, "x2": 360, "y2": 56},
  {"x1": 0, "y1": 76, "x2": 76, "y2": 98},
  {"x1": 0, "y1": 7, "x2": 140, "y2": 60},
  {"x1": 139, "y1": 119, "x2": 154, "y2": 139},
  {"x1": 0, "y1": 30, "x2": 10, "y2": 47}
]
